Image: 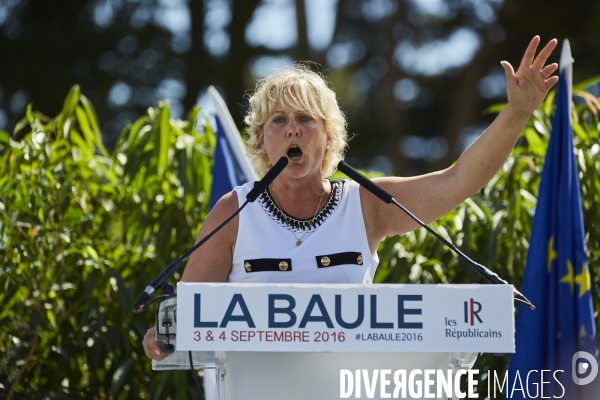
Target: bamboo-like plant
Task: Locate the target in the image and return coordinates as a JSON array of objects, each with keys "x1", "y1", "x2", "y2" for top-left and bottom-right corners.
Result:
[{"x1": 0, "y1": 86, "x2": 214, "y2": 399}]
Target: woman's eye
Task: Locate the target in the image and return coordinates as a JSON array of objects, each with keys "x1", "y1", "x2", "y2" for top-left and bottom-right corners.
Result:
[
  {"x1": 273, "y1": 117, "x2": 284, "y2": 123},
  {"x1": 300, "y1": 116, "x2": 312, "y2": 122}
]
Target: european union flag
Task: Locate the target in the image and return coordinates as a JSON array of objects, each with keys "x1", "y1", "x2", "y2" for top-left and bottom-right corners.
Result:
[{"x1": 508, "y1": 41, "x2": 599, "y2": 399}]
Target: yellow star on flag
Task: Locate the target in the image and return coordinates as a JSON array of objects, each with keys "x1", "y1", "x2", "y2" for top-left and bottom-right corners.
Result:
[
  {"x1": 575, "y1": 263, "x2": 592, "y2": 298},
  {"x1": 560, "y1": 260, "x2": 575, "y2": 294},
  {"x1": 547, "y1": 237, "x2": 557, "y2": 273},
  {"x1": 579, "y1": 325, "x2": 588, "y2": 340}
]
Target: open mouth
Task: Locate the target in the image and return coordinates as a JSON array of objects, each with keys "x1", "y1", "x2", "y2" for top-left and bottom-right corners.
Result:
[{"x1": 287, "y1": 145, "x2": 303, "y2": 161}]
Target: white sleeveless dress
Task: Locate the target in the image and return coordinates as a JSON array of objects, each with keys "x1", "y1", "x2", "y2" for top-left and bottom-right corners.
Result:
[{"x1": 228, "y1": 180, "x2": 378, "y2": 284}]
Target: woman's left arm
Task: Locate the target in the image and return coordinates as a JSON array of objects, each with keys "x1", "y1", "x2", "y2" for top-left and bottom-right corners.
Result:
[{"x1": 363, "y1": 36, "x2": 559, "y2": 247}]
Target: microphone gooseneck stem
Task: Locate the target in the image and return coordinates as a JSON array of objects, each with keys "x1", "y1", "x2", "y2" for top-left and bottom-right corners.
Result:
[
  {"x1": 389, "y1": 198, "x2": 534, "y2": 310},
  {"x1": 337, "y1": 160, "x2": 535, "y2": 311},
  {"x1": 132, "y1": 157, "x2": 289, "y2": 314},
  {"x1": 132, "y1": 200, "x2": 250, "y2": 314}
]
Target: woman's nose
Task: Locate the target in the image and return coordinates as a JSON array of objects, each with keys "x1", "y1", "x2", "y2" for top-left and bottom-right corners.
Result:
[{"x1": 286, "y1": 121, "x2": 300, "y2": 137}]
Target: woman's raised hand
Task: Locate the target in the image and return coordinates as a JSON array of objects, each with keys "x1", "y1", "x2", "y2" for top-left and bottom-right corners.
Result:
[{"x1": 501, "y1": 36, "x2": 559, "y2": 115}]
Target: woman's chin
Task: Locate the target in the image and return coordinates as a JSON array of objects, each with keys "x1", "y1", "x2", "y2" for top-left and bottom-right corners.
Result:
[{"x1": 284, "y1": 165, "x2": 323, "y2": 180}]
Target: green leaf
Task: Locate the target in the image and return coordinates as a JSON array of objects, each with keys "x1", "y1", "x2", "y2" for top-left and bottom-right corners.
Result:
[
  {"x1": 110, "y1": 358, "x2": 135, "y2": 396},
  {"x1": 62, "y1": 208, "x2": 85, "y2": 224},
  {"x1": 157, "y1": 104, "x2": 170, "y2": 176},
  {"x1": 13, "y1": 116, "x2": 30, "y2": 136},
  {"x1": 61, "y1": 85, "x2": 81, "y2": 117},
  {"x1": 523, "y1": 128, "x2": 546, "y2": 156},
  {"x1": 573, "y1": 123, "x2": 589, "y2": 143},
  {"x1": 187, "y1": 105, "x2": 201, "y2": 128},
  {"x1": 75, "y1": 107, "x2": 96, "y2": 147},
  {"x1": 0, "y1": 130, "x2": 10, "y2": 144},
  {"x1": 466, "y1": 197, "x2": 492, "y2": 221},
  {"x1": 79, "y1": 95, "x2": 104, "y2": 143},
  {"x1": 543, "y1": 90, "x2": 556, "y2": 117},
  {"x1": 84, "y1": 245, "x2": 99, "y2": 261},
  {"x1": 483, "y1": 103, "x2": 506, "y2": 115},
  {"x1": 519, "y1": 188, "x2": 537, "y2": 205},
  {"x1": 122, "y1": 117, "x2": 146, "y2": 152},
  {"x1": 533, "y1": 119, "x2": 549, "y2": 137},
  {"x1": 573, "y1": 75, "x2": 600, "y2": 91},
  {"x1": 26, "y1": 103, "x2": 33, "y2": 123}
]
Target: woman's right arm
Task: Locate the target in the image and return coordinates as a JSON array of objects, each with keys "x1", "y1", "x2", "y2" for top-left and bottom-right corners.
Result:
[
  {"x1": 142, "y1": 190, "x2": 240, "y2": 360},
  {"x1": 181, "y1": 190, "x2": 240, "y2": 283}
]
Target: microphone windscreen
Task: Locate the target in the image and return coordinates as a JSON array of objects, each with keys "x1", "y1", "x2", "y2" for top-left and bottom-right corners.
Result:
[
  {"x1": 261, "y1": 157, "x2": 289, "y2": 188},
  {"x1": 337, "y1": 160, "x2": 393, "y2": 204},
  {"x1": 246, "y1": 157, "x2": 288, "y2": 202}
]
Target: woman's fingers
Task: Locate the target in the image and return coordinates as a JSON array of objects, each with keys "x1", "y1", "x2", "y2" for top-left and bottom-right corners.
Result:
[
  {"x1": 545, "y1": 75, "x2": 559, "y2": 89},
  {"x1": 501, "y1": 60, "x2": 516, "y2": 80},
  {"x1": 518, "y1": 36, "x2": 557, "y2": 75},
  {"x1": 143, "y1": 326, "x2": 169, "y2": 360},
  {"x1": 531, "y1": 38, "x2": 558, "y2": 70},
  {"x1": 541, "y1": 63, "x2": 559, "y2": 80},
  {"x1": 514, "y1": 37, "x2": 558, "y2": 92},
  {"x1": 519, "y1": 36, "x2": 541, "y2": 70}
]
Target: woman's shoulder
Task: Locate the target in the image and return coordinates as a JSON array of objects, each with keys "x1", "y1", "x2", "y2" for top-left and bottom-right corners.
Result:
[
  {"x1": 232, "y1": 181, "x2": 256, "y2": 199},
  {"x1": 332, "y1": 178, "x2": 358, "y2": 197},
  {"x1": 211, "y1": 190, "x2": 240, "y2": 216},
  {"x1": 212, "y1": 181, "x2": 255, "y2": 211}
]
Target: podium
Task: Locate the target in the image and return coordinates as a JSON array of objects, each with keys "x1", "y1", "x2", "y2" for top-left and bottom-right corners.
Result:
[{"x1": 153, "y1": 283, "x2": 515, "y2": 399}]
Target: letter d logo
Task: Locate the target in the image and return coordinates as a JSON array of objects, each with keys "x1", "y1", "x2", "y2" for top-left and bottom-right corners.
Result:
[{"x1": 572, "y1": 351, "x2": 599, "y2": 386}]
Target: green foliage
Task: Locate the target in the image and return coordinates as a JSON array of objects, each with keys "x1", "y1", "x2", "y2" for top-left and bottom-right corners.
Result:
[
  {"x1": 374, "y1": 77, "x2": 600, "y2": 397},
  {"x1": 0, "y1": 86, "x2": 214, "y2": 399},
  {"x1": 1, "y1": 79, "x2": 599, "y2": 399}
]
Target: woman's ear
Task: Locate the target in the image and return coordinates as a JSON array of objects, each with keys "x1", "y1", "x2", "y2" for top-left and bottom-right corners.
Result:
[{"x1": 258, "y1": 131, "x2": 264, "y2": 147}]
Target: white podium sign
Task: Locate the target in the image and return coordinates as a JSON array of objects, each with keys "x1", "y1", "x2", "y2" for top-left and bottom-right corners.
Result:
[{"x1": 176, "y1": 283, "x2": 514, "y2": 353}]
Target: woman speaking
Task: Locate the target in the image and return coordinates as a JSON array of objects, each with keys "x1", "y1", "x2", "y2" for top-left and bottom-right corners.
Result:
[{"x1": 143, "y1": 36, "x2": 558, "y2": 361}]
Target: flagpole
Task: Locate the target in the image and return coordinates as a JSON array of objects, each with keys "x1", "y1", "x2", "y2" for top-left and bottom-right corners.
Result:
[{"x1": 559, "y1": 39, "x2": 573, "y2": 110}]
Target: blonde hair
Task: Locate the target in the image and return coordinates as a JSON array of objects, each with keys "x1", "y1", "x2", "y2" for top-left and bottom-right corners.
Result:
[{"x1": 244, "y1": 64, "x2": 347, "y2": 177}]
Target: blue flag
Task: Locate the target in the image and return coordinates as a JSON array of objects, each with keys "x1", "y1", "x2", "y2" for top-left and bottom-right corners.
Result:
[
  {"x1": 209, "y1": 117, "x2": 250, "y2": 208},
  {"x1": 507, "y1": 48, "x2": 599, "y2": 398}
]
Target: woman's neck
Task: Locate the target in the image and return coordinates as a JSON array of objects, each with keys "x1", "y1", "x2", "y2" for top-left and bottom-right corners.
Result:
[{"x1": 269, "y1": 176, "x2": 330, "y2": 220}]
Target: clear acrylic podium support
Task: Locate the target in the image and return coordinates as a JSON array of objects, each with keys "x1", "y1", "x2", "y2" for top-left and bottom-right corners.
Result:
[{"x1": 208, "y1": 351, "x2": 478, "y2": 400}]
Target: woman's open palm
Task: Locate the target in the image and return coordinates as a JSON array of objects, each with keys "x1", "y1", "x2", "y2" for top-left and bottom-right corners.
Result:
[{"x1": 501, "y1": 36, "x2": 559, "y2": 114}]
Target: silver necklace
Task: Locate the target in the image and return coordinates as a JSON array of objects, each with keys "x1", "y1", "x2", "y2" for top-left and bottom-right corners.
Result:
[{"x1": 270, "y1": 186, "x2": 326, "y2": 246}]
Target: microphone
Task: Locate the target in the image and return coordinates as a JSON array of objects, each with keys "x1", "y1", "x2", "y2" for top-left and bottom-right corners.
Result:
[
  {"x1": 337, "y1": 160, "x2": 535, "y2": 311},
  {"x1": 247, "y1": 157, "x2": 288, "y2": 201},
  {"x1": 338, "y1": 161, "x2": 393, "y2": 204},
  {"x1": 132, "y1": 157, "x2": 289, "y2": 313}
]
